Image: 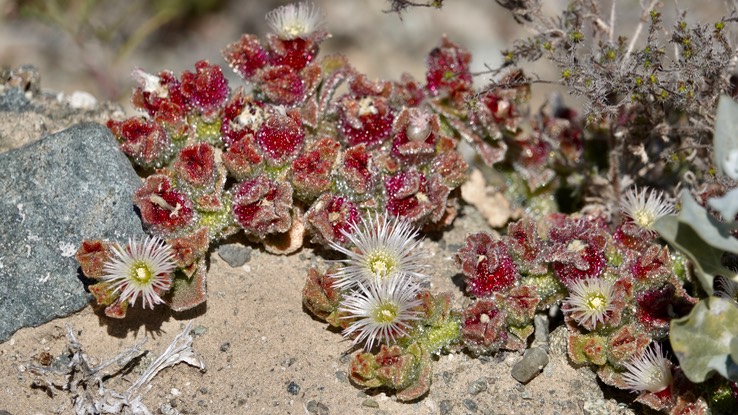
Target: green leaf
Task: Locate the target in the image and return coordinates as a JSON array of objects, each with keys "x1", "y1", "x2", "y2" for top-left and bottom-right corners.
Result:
[
  {"x1": 713, "y1": 95, "x2": 738, "y2": 179},
  {"x1": 670, "y1": 297, "x2": 738, "y2": 382},
  {"x1": 653, "y1": 192, "x2": 738, "y2": 295}
]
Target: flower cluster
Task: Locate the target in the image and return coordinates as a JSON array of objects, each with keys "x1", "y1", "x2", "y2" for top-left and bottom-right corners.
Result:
[
  {"x1": 302, "y1": 214, "x2": 460, "y2": 401},
  {"x1": 453, "y1": 189, "x2": 707, "y2": 412}
]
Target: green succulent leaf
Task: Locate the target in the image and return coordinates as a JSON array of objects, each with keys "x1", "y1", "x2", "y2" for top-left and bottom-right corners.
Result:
[
  {"x1": 713, "y1": 95, "x2": 738, "y2": 179},
  {"x1": 653, "y1": 192, "x2": 738, "y2": 295},
  {"x1": 670, "y1": 297, "x2": 738, "y2": 382}
]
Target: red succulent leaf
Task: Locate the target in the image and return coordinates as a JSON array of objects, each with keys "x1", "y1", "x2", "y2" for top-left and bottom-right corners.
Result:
[
  {"x1": 167, "y1": 227, "x2": 210, "y2": 269},
  {"x1": 430, "y1": 150, "x2": 469, "y2": 189},
  {"x1": 131, "y1": 69, "x2": 186, "y2": 116},
  {"x1": 75, "y1": 240, "x2": 112, "y2": 279},
  {"x1": 304, "y1": 193, "x2": 360, "y2": 246},
  {"x1": 546, "y1": 216, "x2": 608, "y2": 287},
  {"x1": 133, "y1": 174, "x2": 195, "y2": 236},
  {"x1": 180, "y1": 60, "x2": 229, "y2": 118},
  {"x1": 338, "y1": 96, "x2": 394, "y2": 147},
  {"x1": 291, "y1": 137, "x2": 340, "y2": 201},
  {"x1": 258, "y1": 65, "x2": 307, "y2": 106},
  {"x1": 340, "y1": 144, "x2": 376, "y2": 195},
  {"x1": 390, "y1": 108, "x2": 438, "y2": 165},
  {"x1": 107, "y1": 117, "x2": 171, "y2": 168},
  {"x1": 392, "y1": 73, "x2": 426, "y2": 107},
  {"x1": 425, "y1": 35, "x2": 473, "y2": 98},
  {"x1": 302, "y1": 266, "x2": 343, "y2": 321},
  {"x1": 222, "y1": 134, "x2": 264, "y2": 180},
  {"x1": 461, "y1": 299, "x2": 508, "y2": 355},
  {"x1": 255, "y1": 108, "x2": 305, "y2": 166},
  {"x1": 223, "y1": 34, "x2": 269, "y2": 80},
  {"x1": 384, "y1": 171, "x2": 450, "y2": 225},
  {"x1": 221, "y1": 88, "x2": 266, "y2": 146},
  {"x1": 268, "y1": 36, "x2": 319, "y2": 71},
  {"x1": 456, "y1": 233, "x2": 518, "y2": 297},
  {"x1": 173, "y1": 142, "x2": 216, "y2": 189},
  {"x1": 232, "y1": 176, "x2": 293, "y2": 239}
]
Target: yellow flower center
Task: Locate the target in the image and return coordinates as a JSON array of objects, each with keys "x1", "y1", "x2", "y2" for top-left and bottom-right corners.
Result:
[
  {"x1": 634, "y1": 209, "x2": 655, "y2": 229},
  {"x1": 585, "y1": 292, "x2": 608, "y2": 312},
  {"x1": 131, "y1": 261, "x2": 153, "y2": 284},
  {"x1": 373, "y1": 303, "x2": 399, "y2": 324},
  {"x1": 367, "y1": 251, "x2": 395, "y2": 278}
]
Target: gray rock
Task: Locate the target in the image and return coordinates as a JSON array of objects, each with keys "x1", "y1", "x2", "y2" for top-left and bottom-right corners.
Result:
[
  {"x1": 467, "y1": 377, "x2": 488, "y2": 395},
  {"x1": 217, "y1": 243, "x2": 252, "y2": 267},
  {"x1": 511, "y1": 347, "x2": 550, "y2": 384},
  {"x1": 0, "y1": 123, "x2": 143, "y2": 343},
  {"x1": 439, "y1": 400, "x2": 453, "y2": 415},
  {"x1": 306, "y1": 400, "x2": 329, "y2": 415}
]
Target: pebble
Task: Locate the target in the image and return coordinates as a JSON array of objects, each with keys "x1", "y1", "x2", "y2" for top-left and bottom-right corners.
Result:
[
  {"x1": 335, "y1": 371, "x2": 348, "y2": 383},
  {"x1": 306, "y1": 400, "x2": 330, "y2": 415},
  {"x1": 463, "y1": 399, "x2": 478, "y2": 412},
  {"x1": 362, "y1": 399, "x2": 379, "y2": 408},
  {"x1": 511, "y1": 347, "x2": 549, "y2": 384},
  {"x1": 220, "y1": 342, "x2": 231, "y2": 352},
  {"x1": 439, "y1": 400, "x2": 453, "y2": 415},
  {"x1": 467, "y1": 377, "x2": 487, "y2": 395},
  {"x1": 190, "y1": 325, "x2": 208, "y2": 337},
  {"x1": 217, "y1": 243, "x2": 252, "y2": 268},
  {"x1": 287, "y1": 380, "x2": 300, "y2": 395}
]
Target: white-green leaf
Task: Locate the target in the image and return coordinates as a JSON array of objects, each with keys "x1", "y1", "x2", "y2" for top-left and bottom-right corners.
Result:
[
  {"x1": 653, "y1": 192, "x2": 738, "y2": 295},
  {"x1": 670, "y1": 297, "x2": 738, "y2": 382},
  {"x1": 714, "y1": 95, "x2": 738, "y2": 179}
]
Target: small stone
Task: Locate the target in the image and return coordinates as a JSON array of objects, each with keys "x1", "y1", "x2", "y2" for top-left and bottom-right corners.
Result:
[
  {"x1": 190, "y1": 325, "x2": 208, "y2": 337},
  {"x1": 287, "y1": 380, "x2": 300, "y2": 395},
  {"x1": 217, "y1": 243, "x2": 252, "y2": 267},
  {"x1": 220, "y1": 342, "x2": 231, "y2": 352},
  {"x1": 467, "y1": 377, "x2": 487, "y2": 395},
  {"x1": 442, "y1": 370, "x2": 453, "y2": 384},
  {"x1": 362, "y1": 399, "x2": 379, "y2": 408},
  {"x1": 462, "y1": 399, "x2": 478, "y2": 412},
  {"x1": 306, "y1": 400, "x2": 330, "y2": 415},
  {"x1": 439, "y1": 400, "x2": 453, "y2": 415},
  {"x1": 281, "y1": 357, "x2": 297, "y2": 367},
  {"x1": 335, "y1": 371, "x2": 348, "y2": 383},
  {"x1": 511, "y1": 347, "x2": 549, "y2": 384},
  {"x1": 199, "y1": 387, "x2": 208, "y2": 395}
]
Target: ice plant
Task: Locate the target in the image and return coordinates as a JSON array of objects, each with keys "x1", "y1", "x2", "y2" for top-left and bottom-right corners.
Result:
[
  {"x1": 265, "y1": 1, "x2": 323, "y2": 40},
  {"x1": 620, "y1": 187, "x2": 674, "y2": 230},
  {"x1": 329, "y1": 214, "x2": 429, "y2": 289},
  {"x1": 100, "y1": 236, "x2": 176, "y2": 310},
  {"x1": 622, "y1": 342, "x2": 673, "y2": 394},
  {"x1": 339, "y1": 274, "x2": 423, "y2": 350},
  {"x1": 564, "y1": 277, "x2": 617, "y2": 329}
]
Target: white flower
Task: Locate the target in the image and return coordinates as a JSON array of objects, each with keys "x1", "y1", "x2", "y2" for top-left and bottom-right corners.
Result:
[
  {"x1": 329, "y1": 214, "x2": 429, "y2": 289},
  {"x1": 101, "y1": 236, "x2": 176, "y2": 309},
  {"x1": 620, "y1": 187, "x2": 674, "y2": 230},
  {"x1": 265, "y1": 2, "x2": 323, "y2": 40},
  {"x1": 565, "y1": 277, "x2": 617, "y2": 329},
  {"x1": 339, "y1": 274, "x2": 423, "y2": 350},
  {"x1": 622, "y1": 342, "x2": 673, "y2": 393}
]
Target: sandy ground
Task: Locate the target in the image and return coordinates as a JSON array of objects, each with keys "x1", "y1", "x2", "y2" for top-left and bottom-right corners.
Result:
[{"x1": 0, "y1": 206, "x2": 632, "y2": 415}]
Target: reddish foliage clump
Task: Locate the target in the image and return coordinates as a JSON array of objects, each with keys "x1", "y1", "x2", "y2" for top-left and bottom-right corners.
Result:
[{"x1": 456, "y1": 233, "x2": 518, "y2": 297}]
